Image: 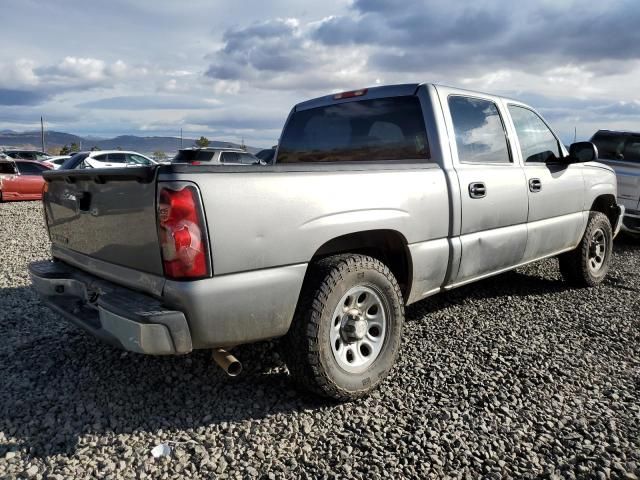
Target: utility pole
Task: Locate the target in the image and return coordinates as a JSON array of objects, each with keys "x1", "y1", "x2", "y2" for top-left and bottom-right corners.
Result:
[
  {"x1": 180, "y1": 128, "x2": 183, "y2": 148},
  {"x1": 40, "y1": 116, "x2": 45, "y2": 153}
]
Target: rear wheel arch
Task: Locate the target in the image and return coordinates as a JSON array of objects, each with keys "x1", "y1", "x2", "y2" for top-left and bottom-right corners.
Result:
[{"x1": 309, "y1": 229, "x2": 412, "y2": 302}]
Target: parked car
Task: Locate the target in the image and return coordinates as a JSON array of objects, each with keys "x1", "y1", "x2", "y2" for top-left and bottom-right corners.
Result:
[
  {"x1": 590, "y1": 130, "x2": 640, "y2": 234},
  {"x1": 56, "y1": 150, "x2": 156, "y2": 169},
  {"x1": 0, "y1": 159, "x2": 52, "y2": 201},
  {"x1": 2, "y1": 150, "x2": 51, "y2": 161},
  {"x1": 256, "y1": 147, "x2": 276, "y2": 164},
  {"x1": 30, "y1": 83, "x2": 623, "y2": 400},
  {"x1": 172, "y1": 147, "x2": 261, "y2": 165},
  {"x1": 44, "y1": 155, "x2": 71, "y2": 169}
]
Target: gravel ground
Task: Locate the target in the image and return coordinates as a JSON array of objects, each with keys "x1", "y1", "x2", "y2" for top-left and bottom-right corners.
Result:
[{"x1": 1, "y1": 201, "x2": 639, "y2": 479}]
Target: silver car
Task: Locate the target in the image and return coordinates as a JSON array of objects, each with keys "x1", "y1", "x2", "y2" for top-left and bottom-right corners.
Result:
[
  {"x1": 591, "y1": 130, "x2": 640, "y2": 233},
  {"x1": 172, "y1": 147, "x2": 261, "y2": 165}
]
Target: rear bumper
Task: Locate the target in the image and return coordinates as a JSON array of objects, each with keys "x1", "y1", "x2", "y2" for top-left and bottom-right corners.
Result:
[
  {"x1": 30, "y1": 257, "x2": 308, "y2": 352},
  {"x1": 29, "y1": 260, "x2": 192, "y2": 355}
]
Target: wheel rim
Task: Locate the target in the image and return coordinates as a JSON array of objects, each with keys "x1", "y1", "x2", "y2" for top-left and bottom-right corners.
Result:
[
  {"x1": 330, "y1": 285, "x2": 387, "y2": 373},
  {"x1": 588, "y1": 228, "x2": 607, "y2": 273}
]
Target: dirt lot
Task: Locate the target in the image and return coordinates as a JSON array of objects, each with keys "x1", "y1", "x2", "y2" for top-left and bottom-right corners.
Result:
[{"x1": 1, "y1": 201, "x2": 639, "y2": 479}]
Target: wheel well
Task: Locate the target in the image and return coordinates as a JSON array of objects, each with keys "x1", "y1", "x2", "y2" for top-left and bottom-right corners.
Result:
[
  {"x1": 312, "y1": 230, "x2": 412, "y2": 301},
  {"x1": 591, "y1": 194, "x2": 618, "y2": 227}
]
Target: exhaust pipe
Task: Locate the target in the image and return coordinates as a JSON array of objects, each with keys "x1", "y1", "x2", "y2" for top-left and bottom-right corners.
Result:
[{"x1": 212, "y1": 348, "x2": 242, "y2": 377}]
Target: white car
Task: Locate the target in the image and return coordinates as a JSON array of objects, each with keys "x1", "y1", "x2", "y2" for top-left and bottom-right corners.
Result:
[
  {"x1": 80, "y1": 150, "x2": 157, "y2": 169},
  {"x1": 44, "y1": 156, "x2": 71, "y2": 169}
]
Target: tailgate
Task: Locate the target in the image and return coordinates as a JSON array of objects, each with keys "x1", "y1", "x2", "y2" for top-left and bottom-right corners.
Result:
[{"x1": 43, "y1": 167, "x2": 163, "y2": 276}]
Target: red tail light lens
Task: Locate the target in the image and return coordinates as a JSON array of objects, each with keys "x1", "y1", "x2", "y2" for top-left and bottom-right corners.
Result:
[
  {"x1": 333, "y1": 88, "x2": 367, "y2": 100},
  {"x1": 157, "y1": 184, "x2": 210, "y2": 279}
]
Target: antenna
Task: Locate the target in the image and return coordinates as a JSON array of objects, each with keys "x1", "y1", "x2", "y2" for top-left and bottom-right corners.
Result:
[
  {"x1": 41, "y1": 116, "x2": 45, "y2": 153},
  {"x1": 180, "y1": 128, "x2": 183, "y2": 148},
  {"x1": 573, "y1": 126, "x2": 577, "y2": 143}
]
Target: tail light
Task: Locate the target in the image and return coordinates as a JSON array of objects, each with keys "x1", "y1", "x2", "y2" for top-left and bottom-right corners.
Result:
[
  {"x1": 157, "y1": 183, "x2": 211, "y2": 279},
  {"x1": 333, "y1": 88, "x2": 367, "y2": 100}
]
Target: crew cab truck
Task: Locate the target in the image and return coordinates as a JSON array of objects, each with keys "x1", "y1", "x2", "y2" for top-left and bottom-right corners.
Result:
[{"x1": 30, "y1": 84, "x2": 624, "y2": 401}]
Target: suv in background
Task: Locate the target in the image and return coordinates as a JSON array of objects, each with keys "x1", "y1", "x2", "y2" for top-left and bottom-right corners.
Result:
[
  {"x1": 59, "y1": 151, "x2": 157, "y2": 169},
  {"x1": 591, "y1": 130, "x2": 640, "y2": 233},
  {"x1": 172, "y1": 147, "x2": 260, "y2": 165}
]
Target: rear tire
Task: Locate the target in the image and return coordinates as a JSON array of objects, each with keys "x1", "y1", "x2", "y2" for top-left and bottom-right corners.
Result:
[
  {"x1": 283, "y1": 254, "x2": 404, "y2": 401},
  {"x1": 559, "y1": 212, "x2": 613, "y2": 287}
]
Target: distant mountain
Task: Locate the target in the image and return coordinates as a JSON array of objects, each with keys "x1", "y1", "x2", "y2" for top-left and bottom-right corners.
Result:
[{"x1": 0, "y1": 130, "x2": 261, "y2": 155}]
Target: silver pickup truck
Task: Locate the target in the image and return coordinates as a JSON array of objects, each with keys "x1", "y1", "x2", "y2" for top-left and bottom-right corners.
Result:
[{"x1": 30, "y1": 83, "x2": 624, "y2": 400}]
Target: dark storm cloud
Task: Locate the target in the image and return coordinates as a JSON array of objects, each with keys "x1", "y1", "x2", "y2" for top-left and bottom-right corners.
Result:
[
  {"x1": 312, "y1": 0, "x2": 640, "y2": 73},
  {"x1": 205, "y1": 19, "x2": 312, "y2": 81},
  {"x1": 0, "y1": 89, "x2": 50, "y2": 106}
]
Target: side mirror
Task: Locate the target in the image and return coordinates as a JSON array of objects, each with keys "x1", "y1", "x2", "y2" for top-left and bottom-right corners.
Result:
[{"x1": 569, "y1": 141, "x2": 598, "y2": 163}]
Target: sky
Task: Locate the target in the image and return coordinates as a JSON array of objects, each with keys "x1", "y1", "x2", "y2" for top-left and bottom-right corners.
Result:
[{"x1": 0, "y1": 0, "x2": 639, "y2": 147}]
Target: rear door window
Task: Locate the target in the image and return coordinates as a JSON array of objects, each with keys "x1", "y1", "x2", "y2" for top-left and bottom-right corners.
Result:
[
  {"x1": 194, "y1": 150, "x2": 216, "y2": 162},
  {"x1": 221, "y1": 152, "x2": 258, "y2": 164},
  {"x1": 277, "y1": 96, "x2": 429, "y2": 163},
  {"x1": 107, "y1": 153, "x2": 126, "y2": 163},
  {"x1": 448, "y1": 96, "x2": 511, "y2": 164}
]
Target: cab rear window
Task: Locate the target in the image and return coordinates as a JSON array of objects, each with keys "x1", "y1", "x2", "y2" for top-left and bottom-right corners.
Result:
[{"x1": 277, "y1": 96, "x2": 429, "y2": 163}]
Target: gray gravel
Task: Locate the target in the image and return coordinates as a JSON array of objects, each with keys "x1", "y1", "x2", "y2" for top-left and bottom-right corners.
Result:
[{"x1": 1, "y1": 201, "x2": 639, "y2": 479}]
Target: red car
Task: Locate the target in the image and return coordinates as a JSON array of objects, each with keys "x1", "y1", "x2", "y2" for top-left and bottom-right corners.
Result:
[{"x1": 0, "y1": 159, "x2": 52, "y2": 202}]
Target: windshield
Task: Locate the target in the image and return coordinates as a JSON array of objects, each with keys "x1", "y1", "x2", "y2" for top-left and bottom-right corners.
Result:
[{"x1": 592, "y1": 131, "x2": 640, "y2": 163}]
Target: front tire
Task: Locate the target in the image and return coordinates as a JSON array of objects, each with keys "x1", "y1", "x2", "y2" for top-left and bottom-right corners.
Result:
[
  {"x1": 283, "y1": 254, "x2": 404, "y2": 401},
  {"x1": 559, "y1": 211, "x2": 613, "y2": 287}
]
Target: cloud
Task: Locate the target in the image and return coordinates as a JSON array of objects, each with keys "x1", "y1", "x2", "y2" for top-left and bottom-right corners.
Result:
[
  {"x1": 78, "y1": 95, "x2": 219, "y2": 110},
  {"x1": 0, "y1": 57, "x2": 132, "y2": 106},
  {"x1": 0, "y1": 89, "x2": 50, "y2": 106},
  {"x1": 311, "y1": 0, "x2": 640, "y2": 75},
  {"x1": 0, "y1": 0, "x2": 639, "y2": 147},
  {"x1": 205, "y1": 18, "x2": 313, "y2": 81}
]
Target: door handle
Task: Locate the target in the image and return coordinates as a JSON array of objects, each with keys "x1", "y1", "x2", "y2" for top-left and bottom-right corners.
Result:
[
  {"x1": 469, "y1": 182, "x2": 486, "y2": 199},
  {"x1": 529, "y1": 178, "x2": 542, "y2": 192}
]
